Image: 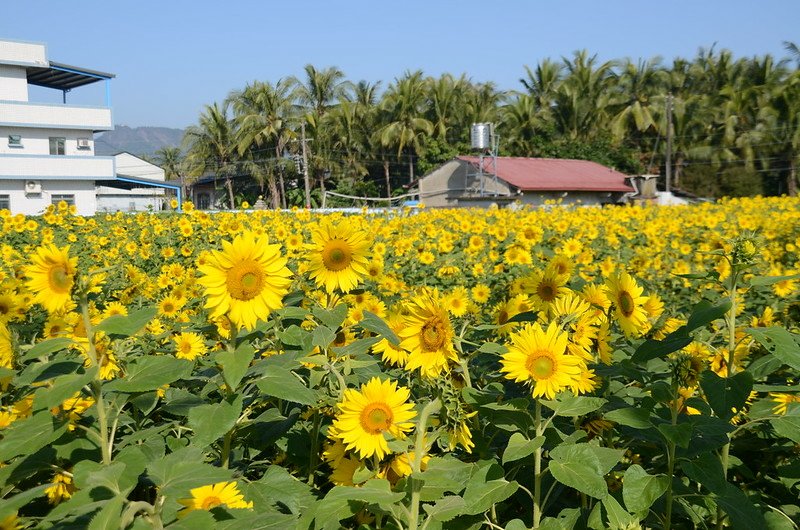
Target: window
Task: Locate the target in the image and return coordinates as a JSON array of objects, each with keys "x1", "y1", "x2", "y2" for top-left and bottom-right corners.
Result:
[
  {"x1": 51, "y1": 194, "x2": 75, "y2": 207},
  {"x1": 8, "y1": 135, "x2": 22, "y2": 147},
  {"x1": 49, "y1": 137, "x2": 66, "y2": 155},
  {"x1": 0, "y1": 195, "x2": 9, "y2": 210}
]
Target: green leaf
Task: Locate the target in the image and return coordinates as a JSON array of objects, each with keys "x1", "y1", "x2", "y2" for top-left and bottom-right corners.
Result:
[
  {"x1": 277, "y1": 306, "x2": 309, "y2": 321},
  {"x1": 657, "y1": 422, "x2": 693, "y2": 448},
  {"x1": 686, "y1": 299, "x2": 732, "y2": 332},
  {"x1": 311, "y1": 480, "x2": 405, "y2": 530},
  {"x1": 215, "y1": 342, "x2": 254, "y2": 391},
  {"x1": 502, "y1": 433, "x2": 544, "y2": 464},
  {"x1": 476, "y1": 342, "x2": 507, "y2": 355},
  {"x1": 312, "y1": 325, "x2": 337, "y2": 349},
  {"x1": 746, "y1": 327, "x2": 800, "y2": 371},
  {"x1": 748, "y1": 273, "x2": 800, "y2": 287},
  {"x1": 602, "y1": 495, "x2": 637, "y2": 528},
  {"x1": 0, "y1": 484, "x2": 49, "y2": 520},
  {"x1": 146, "y1": 447, "x2": 233, "y2": 498},
  {"x1": 715, "y1": 483, "x2": 765, "y2": 530},
  {"x1": 187, "y1": 396, "x2": 243, "y2": 447},
  {"x1": 415, "y1": 456, "x2": 474, "y2": 502},
  {"x1": 623, "y1": 464, "x2": 669, "y2": 514},
  {"x1": 360, "y1": 310, "x2": 399, "y2": 346},
  {"x1": 461, "y1": 462, "x2": 518, "y2": 515},
  {"x1": 33, "y1": 366, "x2": 98, "y2": 411},
  {"x1": 250, "y1": 465, "x2": 316, "y2": 515},
  {"x1": 548, "y1": 459, "x2": 608, "y2": 499},
  {"x1": 604, "y1": 408, "x2": 652, "y2": 429},
  {"x1": 312, "y1": 303, "x2": 348, "y2": 330},
  {"x1": 105, "y1": 356, "x2": 193, "y2": 393},
  {"x1": 88, "y1": 495, "x2": 126, "y2": 530},
  {"x1": 700, "y1": 370, "x2": 754, "y2": 421},
  {"x1": 0, "y1": 411, "x2": 68, "y2": 461},
  {"x1": 631, "y1": 332, "x2": 692, "y2": 363},
  {"x1": 95, "y1": 307, "x2": 157, "y2": 337},
  {"x1": 255, "y1": 368, "x2": 317, "y2": 405},
  {"x1": 423, "y1": 495, "x2": 466, "y2": 522},
  {"x1": 540, "y1": 395, "x2": 606, "y2": 417},
  {"x1": 771, "y1": 415, "x2": 800, "y2": 443},
  {"x1": 19, "y1": 337, "x2": 74, "y2": 362},
  {"x1": 548, "y1": 444, "x2": 622, "y2": 499},
  {"x1": 680, "y1": 452, "x2": 727, "y2": 494}
]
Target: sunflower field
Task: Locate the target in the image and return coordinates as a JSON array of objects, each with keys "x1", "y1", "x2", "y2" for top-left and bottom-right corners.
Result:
[{"x1": 0, "y1": 196, "x2": 799, "y2": 530}]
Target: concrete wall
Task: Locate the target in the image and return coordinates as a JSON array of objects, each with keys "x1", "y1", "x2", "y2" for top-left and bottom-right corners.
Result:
[
  {"x1": 419, "y1": 160, "x2": 513, "y2": 207},
  {"x1": 0, "y1": 127, "x2": 95, "y2": 155},
  {"x1": 0, "y1": 40, "x2": 47, "y2": 67},
  {"x1": 0, "y1": 155, "x2": 114, "y2": 179},
  {"x1": 0, "y1": 65, "x2": 29, "y2": 101},
  {"x1": 0, "y1": 101, "x2": 113, "y2": 131},
  {"x1": 0, "y1": 179, "x2": 96, "y2": 216},
  {"x1": 96, "y1": 193, "x2": 165, "y2": 213},
  {"x1": 114, "y1": 152, "x2": 164, "y2": 180}
]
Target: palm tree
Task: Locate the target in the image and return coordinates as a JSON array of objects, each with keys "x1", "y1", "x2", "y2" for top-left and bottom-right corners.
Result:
[
  {"x1": 552, "y1": 50, "x2": 616, "y2": 140},
  {"x1": 154, "y1": 146, "x2": 187, "y2": 205},
  {"x1": 229, "y1": 79, "x2": 296, "y2": 208},
  {"x1": 501, "y1": 93, "x2": 541, "y2": 156},
  {"x1": 378, "y1": 70, "x2": 434, "y2": 184},
  {"x1": 183, "y1": 102, "x2": 237, "y2": 208},
  {"x1": 609, "y1": 58, "x2": 667, "y2": 145},
  {"x1": 519, "y1": 58, "x2": 563, "y2": 125}
]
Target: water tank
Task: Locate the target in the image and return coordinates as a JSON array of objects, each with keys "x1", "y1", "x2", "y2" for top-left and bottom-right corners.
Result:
[{"x1": 470, "y1": 123, "x2": 492, "y2": 151}]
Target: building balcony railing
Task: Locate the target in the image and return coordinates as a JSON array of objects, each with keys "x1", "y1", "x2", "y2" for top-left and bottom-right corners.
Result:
[
  {"x1": 0, "y1": 100, "x2": 112, "y2": 131},
  {"x1": 0, "y1": 154, "x2": 115, "y2": 179}
]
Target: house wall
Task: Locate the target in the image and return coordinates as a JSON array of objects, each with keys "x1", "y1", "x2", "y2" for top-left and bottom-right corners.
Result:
[
  {"x1": 96, "y1": 192, "x2": 165, "y2": 212},
  {"x1": 419, "y1": 160, "x2": 512, "y2": 207},
  {"x1": 0, "y1": 127, "x2": 95, "y2": 155},
  {"x1": 0, "y1": 65, "x2": 28, "y2": 101},
  {"x1": 114, "y1": 153, "x2": 164, "y2": 180},
  {"x1": 0, "y1": 179, "x2": 96, "y2": 216},
  {"x1": 519, "y1": 191, "x2": 625, "y2": 206}
]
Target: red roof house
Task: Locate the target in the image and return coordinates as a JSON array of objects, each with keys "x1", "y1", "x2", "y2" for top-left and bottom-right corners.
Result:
[{"x1": 418, "y1": 156, "x2": 634, "y2": 207}]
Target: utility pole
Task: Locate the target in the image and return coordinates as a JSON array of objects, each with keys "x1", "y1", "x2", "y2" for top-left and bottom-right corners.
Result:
[
  {"x1": 665, "y1": 93, "x2": 673, "y2": 194},
  {"x1": 300, "y1": 122, "x2": 311, "y2": 209}
]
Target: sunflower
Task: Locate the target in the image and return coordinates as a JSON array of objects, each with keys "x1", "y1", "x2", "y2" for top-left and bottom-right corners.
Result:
[
  {"x1": 198, "y1": 231, "x2": 292, "y2": 331},
  {"x1": 372, "y1": 312, "x2": 409, "y2": 367},
  {"x1": 523, "y1": 270, "x2": 568, "y2": 315},
  {"x1": 174, "y1": 332, "x2": 206, "y2": 361},
  {"x1": 24, "y1": 244, "x2": 78, "y2": 314},
  {"x1": 399, "y1": 290, "x2": 458, "y2": 378},
  {"x1": 306, "y1": 219, "x2": 372, "y2": 293},
  {"x1": 158, "y1": 294, "x2": 185, "y2": 318},
  {"x1": 177, "y1": 481, "x2": 253, "y2": 517},
  {"x1": 605, "y1": 272, "x2": 649, "y2": 337},
  {"x1": 0, "y1": 322, "x2": 13, "y2": 369},
  {"x1": 332, "y1": 377, "x2": 416, "y2": 460},
  {"x1": 45, "y1": 470, "x2": 76, "y2": 505},
  {"x1": 500, "y1": 322, "x2": 584, "y2": 399},
  {"x1": 770, "y1": 392, "x2": 800, "y2": 415}
]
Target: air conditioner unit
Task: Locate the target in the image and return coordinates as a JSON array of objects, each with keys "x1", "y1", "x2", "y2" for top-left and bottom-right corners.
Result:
[
  {"x1": 25, "y1": 180, "x2": 42, "y2": 194},
  {"x1": 77, "y1": 138, "x2": 91, "y2": 149}
]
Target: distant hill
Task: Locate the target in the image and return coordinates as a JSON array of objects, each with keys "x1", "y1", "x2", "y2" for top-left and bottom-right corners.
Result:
[{"x1": 95, "y1": 126, "x2": 185, "y2": 158}]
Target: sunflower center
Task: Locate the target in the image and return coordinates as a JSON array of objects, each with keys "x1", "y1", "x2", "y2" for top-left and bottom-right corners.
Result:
[
  {"x1": 420, "y1": 318, "x2": 446, "y2": 351},
  {"x1": 0, "y1": 302, "x2": 9, "y2": 315},
  {"x1": 498, "y1": 310, "x2": 509, "y2": 324},
  {"x1": 322, "y1": 240, "x2": 352, "y2": 272},
  {"x1": 201, "y1": 495, "x2": 223, "y2": 510},
  {"x1": 334, "y1": 331, "x2": 347, "y2": 346},
  {"x1": 48, "y1": 265, "x2": 71, "y2": 293},
  {"x1": 360, "y1": 402, "x2": 393, "y2": 434},
  {"x1": 526, "y1": 353, "x2": 555, "y2": 379},
  {"x1": 180, "y1": 342, "x2": 192, "y2": 354},
  {"x1": 537, "y1": 282, "x2": 557, "y2": 302},
  {"x1": 618, "y1": 291, "x2": 635, "y2": 317},
  {"x1": 226, "y1": 260, "x2": 264, "y2": 301}
]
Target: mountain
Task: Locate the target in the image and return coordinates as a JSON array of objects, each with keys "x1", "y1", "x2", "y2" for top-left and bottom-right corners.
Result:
[{"x1": 94, "y1": 126, "x2": 185, "y2": 158}]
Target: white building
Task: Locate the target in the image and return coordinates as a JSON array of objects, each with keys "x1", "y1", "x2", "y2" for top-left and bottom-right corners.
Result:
[
  {"x1": 0, "y1": 38, "x2": 181, "y2": 215},
  {"x1": 97, "y1": 152, "x2": 168, "y2": 212}
]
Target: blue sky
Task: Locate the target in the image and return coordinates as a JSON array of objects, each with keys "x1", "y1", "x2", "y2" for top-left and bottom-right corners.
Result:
[{"x1": 3, "y1": 0, "x2": 798, "y2": 129}]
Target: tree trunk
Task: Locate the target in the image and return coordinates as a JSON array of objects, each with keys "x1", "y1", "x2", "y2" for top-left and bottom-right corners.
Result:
[
  {"x1": 789, "y1": 156, "x2": 798, "y2": 197},
  {"x1": 267, "y1": 174, "x2": 280, "y2": 209},
  {"x1": 278, "y1": 168, "x2": 287, "y2": 209},
  {"x1": 408, "y1": 151, "x2": 415, "y2": 184},
  {"x1": 383, "y1": 159, "x2": 391, "y2": 197},
  {"x1": 225, "y1": 176, "x2": 235, "y2": 209},
  {"x1": 674, "y1": 154, "x2": 684, "y2": 187}
]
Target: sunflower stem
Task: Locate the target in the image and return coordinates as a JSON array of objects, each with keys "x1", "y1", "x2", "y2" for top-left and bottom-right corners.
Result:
[
  {"x1": 717, "y1": 270, "x2": 738, "y2": 530},
  {"x1": 79, "y1": 293, "x2": 112, "y2": 466},
  {"x1": 664, "y1": 389, "x2": 679, "y2": 530},
  {"x1": 533, "y1": 399, "x2": 543, "y2": 528},
  {"x1": 408, "y1": 399, "x2": 440, "y2": 530}
]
